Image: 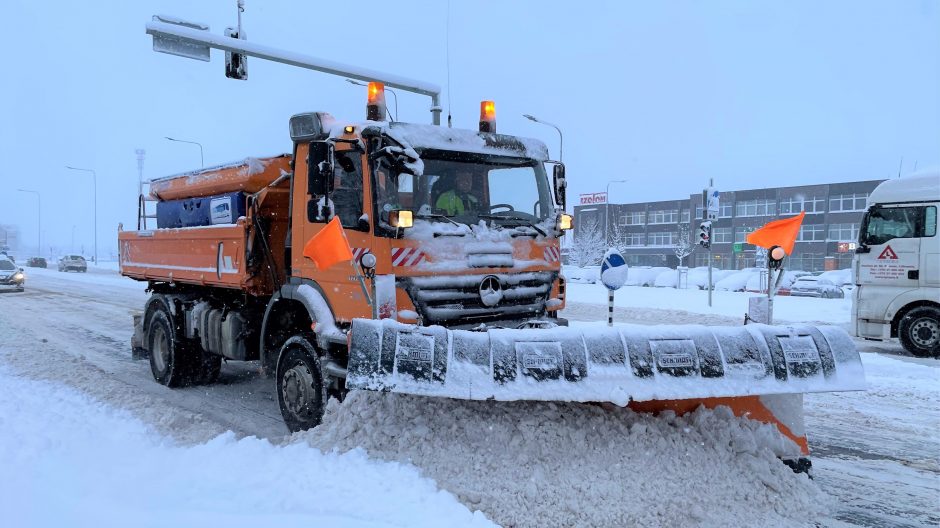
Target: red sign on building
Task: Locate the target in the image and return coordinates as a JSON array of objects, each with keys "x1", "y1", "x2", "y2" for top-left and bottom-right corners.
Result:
[{"x1": 579, "y1": 192, "x2": 608, "y2": 205}]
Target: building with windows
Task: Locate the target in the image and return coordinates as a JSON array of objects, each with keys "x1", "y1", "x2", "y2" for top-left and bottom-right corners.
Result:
[{"x1": 573, "y1": 179, "x2": 884, "y2": 271}]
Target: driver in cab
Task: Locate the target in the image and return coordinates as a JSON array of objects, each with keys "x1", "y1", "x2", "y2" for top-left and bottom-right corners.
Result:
[{"x1": 436, "y1": 170, "x2": 479, "y2": 216}]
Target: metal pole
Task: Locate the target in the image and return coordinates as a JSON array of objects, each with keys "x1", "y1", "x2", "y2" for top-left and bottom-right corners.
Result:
[
  {"x1": 708, "y1": 247, "x2": 712, "y2": 307},
  {"x1": 608, "y1": 289, "x2": 614, "y2": 327},
  {"x1": 65, "y1": 166, "x2": 97, "y2": 264},
  {"x1": 165, "y1": 137, "x2": 204, "y2": 167},
  {"x1": 16, "y1": 189, "x2": 40, "y2": 255},
  {"x1": 605, "y1": 179, "x2": 627, "y2": 246},
  {"x1": 147, "y1": 19, "x2": 443, "y2": 124},
  {"x1": 522, "y1": 114, "x2": 563, "y2": 161}
]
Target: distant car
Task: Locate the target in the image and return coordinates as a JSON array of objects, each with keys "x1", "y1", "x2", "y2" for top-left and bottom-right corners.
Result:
[
  {"x1": 789, "y1": 277, "x2": 844, "y2": 299},
  {"x1": 58, "y1": 255, "x2": 87, "y2": 272},
  {"x1": 0, "y1": 256, "x2": 25, "y2": 292},
  {"x1": 26, "y1": 257, "x2": 47, "y2": 268}
]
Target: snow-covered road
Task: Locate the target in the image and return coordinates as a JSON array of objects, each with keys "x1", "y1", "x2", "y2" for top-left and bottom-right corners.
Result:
[{"x1": 1, "y1": 267, "x2": 937, "y2": 527}]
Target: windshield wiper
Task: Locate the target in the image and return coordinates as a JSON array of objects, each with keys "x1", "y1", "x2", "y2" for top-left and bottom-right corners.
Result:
[
  {"x1": 477, "y1": 214, "x2": 547, "y2": 237},
  {"x1": 414, "y1": 212, "x2": 466, "y2": 229}
]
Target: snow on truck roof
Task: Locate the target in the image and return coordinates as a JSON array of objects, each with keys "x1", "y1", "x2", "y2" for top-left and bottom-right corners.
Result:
[
  {"x1": 868, "y1": 170, "x2": 940, "y2": 205},
  {"x1": 333, "y1": 121, "x2": 551, "y2": 161}
]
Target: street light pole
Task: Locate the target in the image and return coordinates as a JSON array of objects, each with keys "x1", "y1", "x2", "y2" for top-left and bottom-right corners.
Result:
[
  {"x1": 16, "y1": 189, "x2": 40, "y2": 256},
  {"x1": 522, "y1": 114, "x2": 563, "y2": 161},
  {"x1": 165, "y1": 136, "x2": 204, "y2": 167},
  {"x1": 346, "y1": 78, "x2": 398, "y2": 121},
  {"x1": 605, "y1": 179, "x2": 628, "y2": 246},
  {"x1": 65, "y1": 166, "x2": 97, "y2": 264}
]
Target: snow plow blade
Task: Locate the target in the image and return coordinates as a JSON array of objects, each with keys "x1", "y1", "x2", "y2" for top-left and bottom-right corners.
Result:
[{"x1": 345, "y1": 320, "x2": 866, "y2": 404}]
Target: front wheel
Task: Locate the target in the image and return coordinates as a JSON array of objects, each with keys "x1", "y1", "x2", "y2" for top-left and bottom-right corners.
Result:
[
  {"x1": 276, "y1": 335, "x2": 326, "y2": 433},
  {"x1": 899, "y1": 307, "x2": 940, "y2": 358}
]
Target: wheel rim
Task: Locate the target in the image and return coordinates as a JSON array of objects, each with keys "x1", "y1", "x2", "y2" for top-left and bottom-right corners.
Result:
[
  {"x1": 152, "y1": 325, "x2": 170, "y2": 372},
  {"x1": 281, "y1": 360, "x2": 316, "y2": 420},
  {"x1": 910, "y1": 318, "x2": 939, "y2": 348}
]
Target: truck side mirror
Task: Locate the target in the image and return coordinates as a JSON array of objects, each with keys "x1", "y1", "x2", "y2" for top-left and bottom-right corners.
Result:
[
  {"x1": 553, "y1": 163, "x2": 567, "y2": 208},
  {"x1": 307, "y1": 141, "x2": 334, "y2": 196}
]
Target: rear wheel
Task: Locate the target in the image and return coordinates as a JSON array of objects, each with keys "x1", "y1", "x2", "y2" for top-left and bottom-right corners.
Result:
[
  {"x1": 899, "y1": 307, "x2": 940, "y2": 358},
  {"x1": 147, "y1": 308, "x2": 196, "y2": 387},
  {"x1": 276, "y1": 335, "x2": 326, "y2": 433}
]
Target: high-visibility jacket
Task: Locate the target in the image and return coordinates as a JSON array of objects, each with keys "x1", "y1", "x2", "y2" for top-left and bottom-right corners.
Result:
[{"x1": 436, "y1": 191, "x2": 478, "y2": 215}]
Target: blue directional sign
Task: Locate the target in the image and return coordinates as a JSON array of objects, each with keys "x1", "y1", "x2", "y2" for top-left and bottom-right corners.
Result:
[{"x1": 601, "y1": 249, "x2": 627, "y2": 290}]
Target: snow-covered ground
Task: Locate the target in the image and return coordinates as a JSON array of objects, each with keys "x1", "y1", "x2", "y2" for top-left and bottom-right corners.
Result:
[{"x1": 0, "y1": 266, "x2": 937, "y2": 527}]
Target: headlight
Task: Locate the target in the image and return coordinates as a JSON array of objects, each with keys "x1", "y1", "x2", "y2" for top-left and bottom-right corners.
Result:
[{"x1": 12, "y1": 272, "x2": 24, "y2": 282}]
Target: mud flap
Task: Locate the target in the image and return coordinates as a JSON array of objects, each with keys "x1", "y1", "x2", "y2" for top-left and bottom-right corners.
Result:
[{"x1": 346, "y1": 319, "x2": 866, "y2": 404}]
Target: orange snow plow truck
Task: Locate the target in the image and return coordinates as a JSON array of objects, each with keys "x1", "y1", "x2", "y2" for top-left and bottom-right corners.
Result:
[{"x1": 120, "y1": 88, "x2": 864, "y2": 472}]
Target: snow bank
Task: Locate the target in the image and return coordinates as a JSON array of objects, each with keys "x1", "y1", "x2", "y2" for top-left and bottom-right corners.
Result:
[
  {"x1": 564, "y1": 282, "x2": 852, "y2": 324},
  {"x1": 0, "y1": 365, "x2": 493, "y2": 528},
  {"x1": 301, "y1": 392, "x2": 829, "y2": 528}
]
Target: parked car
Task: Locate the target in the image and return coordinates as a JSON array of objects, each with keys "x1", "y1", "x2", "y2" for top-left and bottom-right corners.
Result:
[
  {"x1": 790, "y1": 276, "x2": 845, "y2": 298},
  {"x1": 58, "y1": 255, "x2": 88, "y2": 272},
  {"x1": 26, "y1": 257, "x2": 47, "y2": 268},
  {"x1": 0, "y1": 256, "x2": 25, "y2": 292}
]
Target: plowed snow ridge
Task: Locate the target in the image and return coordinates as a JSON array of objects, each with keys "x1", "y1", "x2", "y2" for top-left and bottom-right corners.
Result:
[{"x1": 301, "y1": 392, "x2": 829, "y2": 528}]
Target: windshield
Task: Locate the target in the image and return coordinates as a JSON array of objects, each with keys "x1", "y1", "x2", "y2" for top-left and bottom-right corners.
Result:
[
  {"x1": 0, "y1": 260, "x2": 15, "y2": 271},
  {"x1": 860, "y1": 206, "x2": 934, "y2": 246},
  {"x1": 373, "y1": 149, "x2": 554, "y2": 232}
]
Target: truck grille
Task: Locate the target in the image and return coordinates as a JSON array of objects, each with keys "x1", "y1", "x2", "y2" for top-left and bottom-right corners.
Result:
[{"x1": 403, "y1": 271, "x2": 555, "y2": 326}]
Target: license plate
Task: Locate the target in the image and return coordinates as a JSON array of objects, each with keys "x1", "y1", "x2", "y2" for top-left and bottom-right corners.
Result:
[
  {"x1": 778, "y1": 335, "x2": 820, "y2": 363},
  {"x1": 396, "y1": 333, "x2": 434, "y2": 363},
  {"x1": 523, "y1": 354, "x2": 559, "y2": 370},
  {"x1": 657, "y1": 353, "x2": 695, "y2": 368}
]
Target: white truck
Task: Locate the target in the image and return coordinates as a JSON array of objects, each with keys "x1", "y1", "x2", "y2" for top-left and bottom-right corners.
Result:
[{"x1": 853, "y1": 172, "x2": 940, "y2": 356}]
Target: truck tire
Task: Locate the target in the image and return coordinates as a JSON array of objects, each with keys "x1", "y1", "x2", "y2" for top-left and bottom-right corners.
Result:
[
  {"x1": 147, "y1": 308, "x2": 196, "y2": 387},
  {"x1": 899, "y1": 307, "x2": 940, "y2": 358},
  {"x1": 276, "y1": 335, "x2": 326, "y2": 433}
]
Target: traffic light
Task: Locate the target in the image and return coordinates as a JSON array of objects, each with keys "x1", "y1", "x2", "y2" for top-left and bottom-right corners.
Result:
[
  {"x1": 768, "y1": 245, "x2": 786, "y2": 270},
  {"x1": 698, "y1": 221, "x2": 711, "y2": 249}
]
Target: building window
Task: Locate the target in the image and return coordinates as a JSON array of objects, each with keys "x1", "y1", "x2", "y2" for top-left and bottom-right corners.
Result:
[
  {"x1": 647, "y1": 231, "x2": 676, "y2": 246},
  {"x1": 680, "y1": 209, "x2": 690, "y2": 223},
  {"x1": 798, "y1": 224, "x2": 826, "y2": 242},
  {"x1": 648, "y1": 209, "x2": 679, "y2": 224},
  {"x1": 734, "y1": 227, "x2": 757, "y2": 243},
  {"x1": 695, "y1": 206, "x2": 703, "y2": 219},
  {"x1": 735, "y1": 199, "x2": 776, "y2": 217},
  {"x1": 713, "y1": 227, "x2": 732, "y2": 244},
  {"x1": 780, "y1": 196, "x2": 825, "y2": 214},
  {"x1": 719, "y1": 203, "x2": 733, "y2": 218},
  {"x1": 619, "y1": 211, "x2": 646, "y2": 226},
  {"x1": 829, "y1": 193, "x2": 868, "y2": 212},
  {"x1": 828, "y1": 223, "x2": 859, "y2": 242},
  {"x1": 623, "y1": 233, "x2": 646, "y2": 246}
]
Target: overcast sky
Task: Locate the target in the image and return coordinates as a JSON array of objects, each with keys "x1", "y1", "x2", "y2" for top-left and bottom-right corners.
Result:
[{"x1": 1, "y1": 0, "x2": 937, "y2": 256}]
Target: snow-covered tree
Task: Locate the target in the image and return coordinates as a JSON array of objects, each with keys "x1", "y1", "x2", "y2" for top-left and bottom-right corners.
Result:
[
  {"x1": 571, "y1": 216, "x2": 606, "y2": 267},
  {"x1": 674, "y1": 224, "x2": 693, "y2": 267}
]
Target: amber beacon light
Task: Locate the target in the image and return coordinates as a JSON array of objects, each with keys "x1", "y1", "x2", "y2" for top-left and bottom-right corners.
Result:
[
  {"x1": 367, "y1": 81, "x2": 387, "y2": 121},
  {"x1": 479, "y1": 100, "x2": 496, "y2": 132}
]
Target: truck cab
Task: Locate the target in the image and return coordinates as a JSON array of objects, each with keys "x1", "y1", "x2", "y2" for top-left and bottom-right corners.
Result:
[{"x1": 853, "y1": 172, "x2": 940, "y2": 356}]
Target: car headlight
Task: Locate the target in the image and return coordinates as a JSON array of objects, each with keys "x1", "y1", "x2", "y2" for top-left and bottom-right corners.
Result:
[{"x1": 12, "y1": 272, "x2": 24, "y2": 282}]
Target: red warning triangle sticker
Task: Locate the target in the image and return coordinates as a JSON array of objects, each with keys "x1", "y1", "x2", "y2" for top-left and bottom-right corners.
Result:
[{"x1": 878, "y1": 246, "x2": 898, "y2": 260}]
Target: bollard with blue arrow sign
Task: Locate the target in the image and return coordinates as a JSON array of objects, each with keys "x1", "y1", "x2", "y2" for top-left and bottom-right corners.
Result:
[{"x1": 600, "y1": 248, "x2": 627, "y2": 326}]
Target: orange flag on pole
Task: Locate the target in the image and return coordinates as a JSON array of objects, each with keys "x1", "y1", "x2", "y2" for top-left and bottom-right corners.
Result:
[
  {"x1": 302, "y1": 216, "x2": 354, "y2": 270},
  {"x1": 746, "y1": 211, "x2": 805, "y2": 255}
]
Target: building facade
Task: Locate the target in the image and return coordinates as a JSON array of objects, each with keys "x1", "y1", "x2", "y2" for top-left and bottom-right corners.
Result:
[{"x1": 573, "y1": 179, "x2": 884, "y2": 272}]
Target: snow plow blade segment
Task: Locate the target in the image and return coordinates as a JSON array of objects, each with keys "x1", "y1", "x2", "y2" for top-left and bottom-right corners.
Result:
[{"x1": 346, "y1": 320, "x2": 866, "y2": 404}]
